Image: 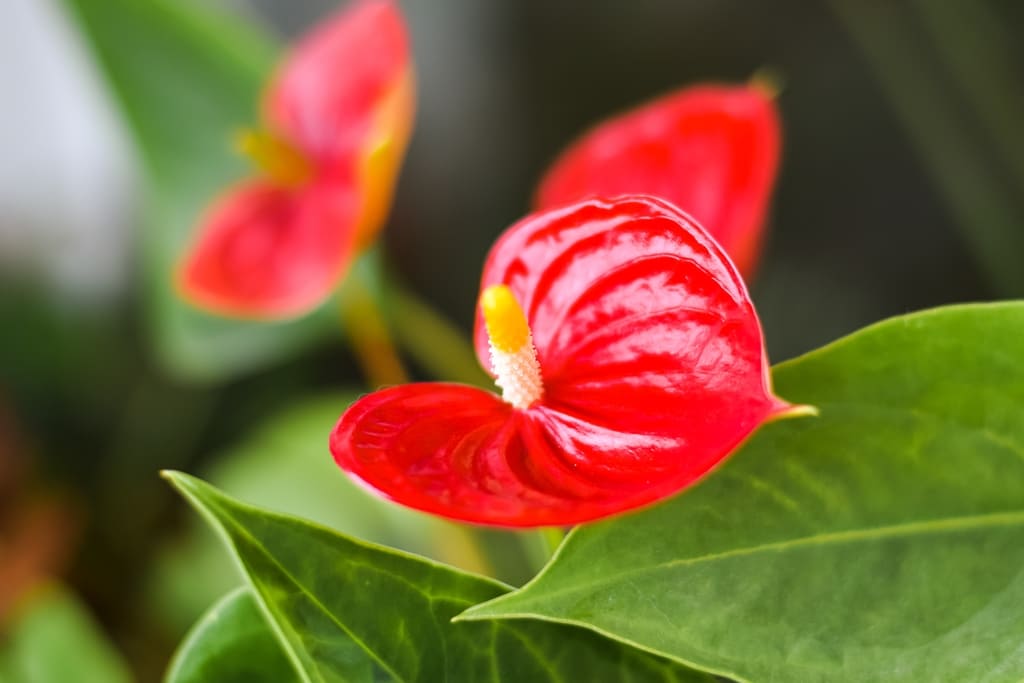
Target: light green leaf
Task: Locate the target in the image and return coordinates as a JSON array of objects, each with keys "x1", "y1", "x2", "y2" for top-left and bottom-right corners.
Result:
[
  {"x1": 0, "y1": 584, "x2": 132, "y2": 683},
  {"x1": 165, "y1": 587, "x2": 300, "y2": 683},
  {"x1": 61, "y1": 0, "x2": 338, "y2": 381},
  {"x1": 163, "y1": 472, "x2": 713, "y2": 682},
  {"x1": 462, "y1": 302, "x2": 1024, "y2": 683}
]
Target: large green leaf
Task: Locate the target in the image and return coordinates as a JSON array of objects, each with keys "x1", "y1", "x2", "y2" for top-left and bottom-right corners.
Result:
[
  {"x1": 165, "y1": 588, "x2": 299, "y2": 683},
  {"x1": 462, "y1": 302, "x2": 1024, "y2": 683},
  {"x1": 61, "y1": 0, "x2": 338, "y2": 381},
  {"x1": 0, "y1": 584, "x2": 132, "y2": 683},
  {"x1": 164, "y1": 472, "x2": 713, "y2": 682}
]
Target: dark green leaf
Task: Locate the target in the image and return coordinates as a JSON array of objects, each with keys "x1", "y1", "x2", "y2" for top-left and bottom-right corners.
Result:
[
  {"x1": 463, "y1": 302, "x2": 1024, "y2": 683},
  {"x1": 61, "y1": 0, "x2": 337, "y2": 381},
  {"x1": 164, "y1": 472, "x2": 712, "y2": 682},
  {"x1": 165, "y1": 587, "x2": 300, "y2": 683},
  {"x1": 0, "y1": 584, "x2": 131, "y2": 683}
]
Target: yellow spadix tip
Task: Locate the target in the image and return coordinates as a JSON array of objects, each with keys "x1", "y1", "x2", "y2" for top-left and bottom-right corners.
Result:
[
  {"x1": 234, "y1": 128, "x2": 312, "y2": 188},
  {"x1": 481, "y1": 284, "x2": 531, "y2": 354}
]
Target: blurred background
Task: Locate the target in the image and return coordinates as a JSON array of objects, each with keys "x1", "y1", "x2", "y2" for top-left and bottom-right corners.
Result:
[{"x1": 1, "y1": 0, "x2": 1022, "y2": 679}]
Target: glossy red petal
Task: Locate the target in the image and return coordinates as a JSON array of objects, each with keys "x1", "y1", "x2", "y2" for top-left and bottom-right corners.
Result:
[
  {"x1": 475, "y1": 196, "x2": 747, "y2": 373},
  {"x1": 333, "y1": 197, "x2": 792, "y2": 527},
  {"x1": 177, "y1": 178, "x2": 358, "y2": 318},
  {"x1": 264, "y1": 0, "x2": 412, "y2": 165},
  {"x1": 534, "y1": 84, "x2": 780, "y2": 277},
  {"x1": 475, "y1": 196, "x2": 786, "y2": 517},
  {"x1": 332, "y1": 383, "x2": 725, "y2": 527}
]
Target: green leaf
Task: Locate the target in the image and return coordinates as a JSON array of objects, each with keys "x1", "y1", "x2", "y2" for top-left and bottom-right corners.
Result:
[
  {"x1": 148, "y1": 393, "x2": 470, "y2": 632},
  {"x1": 0, "y1": 584, "x2": 132, "y2": 683},
  {"x1": 165, "y1": 587, "x2": 300, "y2": 683},
  {"x1": 462, "y1": 302, "x2": 1024, "y2": 683},
  {"x1": 61, "y1": 0, "x2": 338, "y2": 381},
  {"x1": 163, "y1": 472, "x2": 713, "y2": 682}
]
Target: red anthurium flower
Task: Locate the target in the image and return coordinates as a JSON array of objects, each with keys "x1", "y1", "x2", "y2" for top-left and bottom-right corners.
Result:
[
  {"x1": 331, "y1": 196, "x2": 807, "y2": 527},
  {"x1": 535, "y1": 83, "x2": 780, "y2": 279},
  {"x1": 178, "y1": 0, "x2": 413, "y2": 318}
]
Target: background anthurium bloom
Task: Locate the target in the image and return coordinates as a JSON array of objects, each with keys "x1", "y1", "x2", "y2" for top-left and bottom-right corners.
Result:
[
  {"x1": 331, "y1": 196, "x2": 802, "y2": 527},
  {"x1": 535, "y1": 84, "x2": 780, "y2": 279},
  {"x1": 178, "y1": 0, "x2": 413, "y2": 318}
]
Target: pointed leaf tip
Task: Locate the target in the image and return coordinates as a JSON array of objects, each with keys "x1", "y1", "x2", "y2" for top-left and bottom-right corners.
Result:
[{"x1": 160, "y1": 472, "x2": 715, "y2": 681}]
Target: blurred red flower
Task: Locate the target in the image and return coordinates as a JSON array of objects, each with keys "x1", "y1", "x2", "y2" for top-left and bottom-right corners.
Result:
[
  {"x1": 331, "y1": 196, "x2": 804, "y2": 527},
  {"x1": 178, "y1": 0, "x2": 413, "y2": 318},
  {"x1": 535, "y1": 83, "x2": 780, "y2": 279}
]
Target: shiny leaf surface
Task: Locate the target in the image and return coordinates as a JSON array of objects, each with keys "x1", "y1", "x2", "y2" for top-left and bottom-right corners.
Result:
[
  {"x1": 535, "y1": 84, "x2": 780, "y2": 277},
  {"x1": 165, "y1": 588, "x2": 299, "y2": 683},
  {"x1": 333, "y1": 196, "x2": 796, "y2": 526},
  {"x1": 164, "y1": 472, "x2": 712, "y2": 682},
  {"x1": 463, "y1": 302, "x2": 1024, "y2": 683}
]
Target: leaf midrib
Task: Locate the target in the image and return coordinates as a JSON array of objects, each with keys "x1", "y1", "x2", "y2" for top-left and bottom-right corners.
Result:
[
  {"x1": 214, "y1": 503, "x2": 407, "y2": 683},
  {"x1": 475, "y1": 508, "x2": 1024, "y2": 611}
]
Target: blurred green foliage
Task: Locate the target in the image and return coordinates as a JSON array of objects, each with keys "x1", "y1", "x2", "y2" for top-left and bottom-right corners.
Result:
[
  {"x1": 0, "y1": 585, "x2": 132, "y2": 683},
  {"x1": 1, "y1": 0, "x2": 1023, "y2": 679}
]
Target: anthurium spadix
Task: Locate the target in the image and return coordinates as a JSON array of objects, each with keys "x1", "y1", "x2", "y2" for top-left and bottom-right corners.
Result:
[
  {"x1": 535, "y1": 83, "x2": 781, "y2": 278},
  {"x1": 178, "y1": 0, "x2": 413, "y2": 318},
  {"x1": 331, "y1": 196, "x2": 809, "y2": 527}
]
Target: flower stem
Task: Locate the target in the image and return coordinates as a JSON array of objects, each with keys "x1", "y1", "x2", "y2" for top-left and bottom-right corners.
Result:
[
  {"x1": 540, "y1": 527, "x2": 566, "y2": 556},
  {"x1": 520, "y1": 527, "x2": 567, "y2": 575},
  {"x1": 340, "y1": 250, "x2": 409, "y2": 388},
  {"x1": 380, "y1": 271, "x2": 491, "y2": 388}
]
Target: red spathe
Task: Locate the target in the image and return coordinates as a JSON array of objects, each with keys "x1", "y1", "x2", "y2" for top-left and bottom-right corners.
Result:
[
  {"x1": 179, "y1": 0, "x2": 413, "y2": 318},
  {"x1": 535, "y1": 84, "x2": 780, "y2": 278},
  {"x1": 331, "y1": 196, "x2": 793, "y2": 527}
]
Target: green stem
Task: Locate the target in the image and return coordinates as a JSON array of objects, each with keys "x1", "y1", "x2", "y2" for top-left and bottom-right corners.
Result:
[
  {"x1": 380, "y1": 273, "x2": 492, "y2": 388},
  {"x1": 540, "y1": 527, "x2": 566, "y2": 556},
  {"x1": 519, "y1": 527, "x2": 567, "y2": 576},
  {"x1": 339, "y1": 250, "x2": 410, "y2": 389}
]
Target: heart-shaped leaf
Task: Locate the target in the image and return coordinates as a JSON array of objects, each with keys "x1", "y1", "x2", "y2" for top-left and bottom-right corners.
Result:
[
  {"x1": 165, "y1": 587, "x2": 300, "y2": 683},
  {"x1": 164, "y1": 472, "x2": 713, "y2": 682},
  {"x1": 462, "y1": 302, "x2": 1024, "y2": 683}
]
